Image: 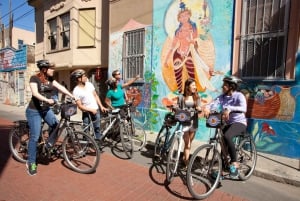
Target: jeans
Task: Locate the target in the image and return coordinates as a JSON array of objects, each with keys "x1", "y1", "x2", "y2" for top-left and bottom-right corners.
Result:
[
  {"x1": 26, "y1": 107, "x2": 58, "y2": 164},
  {"x1": 82, "y1": 110, "x2": 101, "y2": 139}
]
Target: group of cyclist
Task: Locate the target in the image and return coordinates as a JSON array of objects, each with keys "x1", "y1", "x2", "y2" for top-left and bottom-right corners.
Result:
[
  {"x1": 25, "y1": 59, "x2": 247, "y2": 179},
  {"x1": 175, "y1": 75, "x2": 247, "y2": 179},
  {"x1": 25, "y1": 60, "x2": 139, "y2": 176}
]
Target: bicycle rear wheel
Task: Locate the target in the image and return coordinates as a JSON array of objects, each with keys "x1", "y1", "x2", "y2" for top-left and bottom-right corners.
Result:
[
  {"x1": 132, "y1": 121, "x2": 146, "y2": 151},
  {"x1": 237, "y1": 137, "x2": 257, "y2": 180},
  {"x1": 120, "y1": 122, "x2": 134, "y2": 158},
  {"x1": 8, "y1": 121, "x2": 29, "y2": 163},
  {"x1": 186, "y1": 144, "x2": 222, "y2": 200},
  {"x1": 62, "y1": 129, "x2": 100, "y2": 174},
  {"x1": 166, "y1": 136, "x2": 181, "y2": 184}
]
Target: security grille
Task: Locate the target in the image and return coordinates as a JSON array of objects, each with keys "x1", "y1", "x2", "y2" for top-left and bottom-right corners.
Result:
[
  {"x1": 239, "y1": 0, "x2": 290, "y2": 80},
  {"x1": 122, "y1": 29, "x2": 145, "y2": 80}
]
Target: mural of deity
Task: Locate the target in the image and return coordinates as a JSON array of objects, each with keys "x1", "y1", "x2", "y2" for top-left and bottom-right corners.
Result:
[{"x1": 161, "y1": 0, "x2": 216, "y2": 93}]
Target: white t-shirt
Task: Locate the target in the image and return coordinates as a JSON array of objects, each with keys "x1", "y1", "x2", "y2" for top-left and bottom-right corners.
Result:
[{"x1": 73, "y1": 82, "x2": 98, "y2": 110}]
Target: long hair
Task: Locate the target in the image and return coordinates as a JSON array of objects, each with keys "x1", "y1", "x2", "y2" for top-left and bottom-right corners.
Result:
[
  {"x1": 36, "y1": 68, "x2": 48, "y2": 83},
  {"x1": 182, "y1": 78, "x2": 200, "y2": 107}
]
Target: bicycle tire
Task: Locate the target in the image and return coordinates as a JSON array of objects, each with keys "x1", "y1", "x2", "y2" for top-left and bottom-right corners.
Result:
[
  {"x1": 132, "y1": 121, "x2": 146, "y2": 151},
  {"x1": 62, "y1": 129, "x2": 100, "y2": 174},
  {"x1": 153, "y1": 126, "x2": 169, "y2": 162},
  {"x1": 120, "y1": 122, "x2": 134, "y2": 158},
  {"x1": 186, "y1": 144, "x2": 222, "y2": 200},
  {"x1": 166, "y1": 136, "x2": 180, "y2": 184},
  {"x1": 237, "y1": 138, "x2": 257, "y2": 181},
  {"x1": 8, "y1": 124, "x2": 29, "y2": 163}
]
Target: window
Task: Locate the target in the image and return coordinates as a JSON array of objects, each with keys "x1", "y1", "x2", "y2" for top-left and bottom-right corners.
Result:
[
  {"x1": 233, "y1": 0, "x2": 300, "y2": 81},
  {"x1": 78, "y1": 8, "x2": 96, "y2": 47},
  {"x1": 18, "y1": 39, "x2": 23, "y2": 49},
  {"x1": 48, "y1": 18, "x2": 57, "y2": 50},
  {"x1": 47, "y1": 12, "x2": 70, "y2": 51},
  {"x1": 122, "y1": 29, "x2": 145, "y2": 80},
  {"x1": 61, "y1": 13, "x2": 70, "y2": 48}
]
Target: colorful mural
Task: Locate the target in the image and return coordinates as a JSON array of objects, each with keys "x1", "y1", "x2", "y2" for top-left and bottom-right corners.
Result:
[
  {"x1": 108, "y1": 0, "x2": 300, "y2": 158},
  {"x1": 153, "y1": 0, "x2": 233, "y2": 139}
]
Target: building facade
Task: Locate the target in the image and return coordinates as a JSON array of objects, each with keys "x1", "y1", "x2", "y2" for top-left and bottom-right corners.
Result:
[
  {"x1": 108, "y1": 0, "x2": 300, "y2": 159},
  {"x1": 28, "y1": 0, "x2": 109, "y2": 98},
  {"x1": 4, "y1": 0, "x2": 299, "y2": 158},
  {"x1": 0, "y1": 24, "x2": 35, "y2": 106}
]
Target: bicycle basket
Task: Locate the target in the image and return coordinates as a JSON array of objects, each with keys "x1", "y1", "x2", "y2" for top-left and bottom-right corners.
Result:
[
  {"x1": 206, "y1": 113, "x2": 222, "y2": 128},
  {"x1": 174, "y1": 109, "x2": 191, "y2": 123},
  {"x1": 164, "y1": 112, "x2": 177, "y2": 126},
  {"x1": 61, "y1": 103, "x2": 77, "y2": 118}
]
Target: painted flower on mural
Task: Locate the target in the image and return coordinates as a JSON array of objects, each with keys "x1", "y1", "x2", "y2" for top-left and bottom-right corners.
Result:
[{"x1": 251, "y1": 121, "x2": 280, "y2": 153}]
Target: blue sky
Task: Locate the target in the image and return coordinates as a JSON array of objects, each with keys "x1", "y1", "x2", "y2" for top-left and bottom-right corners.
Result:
[{"x1": 0, "y1": 0, "x2": 34, "y2": 32}]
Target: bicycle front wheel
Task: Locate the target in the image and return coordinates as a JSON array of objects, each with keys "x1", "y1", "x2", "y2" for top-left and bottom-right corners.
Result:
[
  {"x1": 120, "y1": 122, "x2": 134, "y2": 158},
  {"x1": 132, "y1": 121, "x2": 146, "y2": 151},
  {"x1": 153, "y1": 126, "x2": 170, "y2": 163},
  {"x1": 62, "y1": 130, "x2": 100, "y2": 174},
  {"x1": 8, "y1": 122, "x2": 29, "y2": 163},
  {"x1": 186, "y1": 144, "x2": 222, "y2": 200},
  {"x1": 237, "y1": 137, "x2": 257, "y2": 180},
  {"x1": 166, "y1": 136, "x2": 181, "y2": 184}
]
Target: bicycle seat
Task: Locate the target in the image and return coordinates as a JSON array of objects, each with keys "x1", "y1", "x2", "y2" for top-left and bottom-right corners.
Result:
[{"x1": 111, "y1": 108, "x2": 120, "y2": 114}]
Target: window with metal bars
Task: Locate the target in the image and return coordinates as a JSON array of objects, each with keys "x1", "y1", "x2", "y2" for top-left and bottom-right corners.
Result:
[
  {"x1": 239, "y1": 0, "x2": 291, "y2": 80},
  {"x1": 122, "y1": 29, "x2": 145, "y2": 80}
]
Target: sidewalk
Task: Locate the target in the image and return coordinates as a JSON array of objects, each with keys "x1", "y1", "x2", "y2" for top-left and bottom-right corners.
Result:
[{"x1": 1, "y1": 103, "x2": 300, "y2": 187}]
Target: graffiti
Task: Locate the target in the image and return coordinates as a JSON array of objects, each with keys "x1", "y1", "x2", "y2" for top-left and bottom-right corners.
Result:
[{"x1": 0, "y1": 47, "x2": 27, "y2": 72}]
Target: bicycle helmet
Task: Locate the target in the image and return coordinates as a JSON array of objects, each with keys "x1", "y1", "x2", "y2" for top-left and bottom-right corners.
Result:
[
  {"x1": 71, "y1": 69, "x2": 85, "y2": 82},
  {"x1": 223, "y1": 75, "x2": 242, "y2": 84},
  {"x1": 105, "y1": 78, "x2": 117, "y2": 88},
  {"x1": 37, "y1": 59, "x2": 54, "y2": 69},
  {"x1": 223, "y1": 75, "x2": 242, "y2": 90}
]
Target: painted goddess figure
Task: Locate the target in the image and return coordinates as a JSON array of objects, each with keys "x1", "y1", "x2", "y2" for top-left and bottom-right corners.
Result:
[{"x1": 162, "y1": 0, "x2": 216, "y2": 93}]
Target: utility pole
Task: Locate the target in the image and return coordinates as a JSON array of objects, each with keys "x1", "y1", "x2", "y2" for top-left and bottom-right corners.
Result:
[
  {"x1": 0, "y1": 2, "x2": 3, "y2": 48},
  {"x1": 9, "y1": 0, "x2": 13, "y2": 47}
]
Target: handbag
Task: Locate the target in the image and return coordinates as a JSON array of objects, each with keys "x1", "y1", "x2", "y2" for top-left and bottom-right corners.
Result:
[{"x1": 206, "y1": 113, "x2": 222, "y2": 128}]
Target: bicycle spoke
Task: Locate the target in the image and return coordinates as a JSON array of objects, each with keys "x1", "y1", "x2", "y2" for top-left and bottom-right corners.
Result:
[
  {"x1": 187, "y1": 144, "x2": 221, "y2": 200},
  {"x1": 62, "y1": 131, "x2": 100, "y2": 174},
  {"x1": 120, "y1": 122, "x2": 134, "y2": 158},
  {"x1": 132, "y1": 122, "x2": 146, "y2": 151},
  {"x1": 9, "y1": 128, "x2": 29, "y2": 163}
]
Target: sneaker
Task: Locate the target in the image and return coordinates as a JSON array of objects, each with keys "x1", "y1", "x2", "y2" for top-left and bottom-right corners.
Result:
[
  {"x1": 229, "y1": 165, "x2": 239, "y2": 179},
  {"x1": 26, "y1": 162, "x2": 37, "y2": 176},
  {"x1": 211, "y1": 171, "x2": 224, "y2": 180}
]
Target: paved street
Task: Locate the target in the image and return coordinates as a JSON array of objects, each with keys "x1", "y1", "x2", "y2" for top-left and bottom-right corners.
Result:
[
  {"x1": 1, "y1": 104, "x2": 300, "y2": 201},
  {"x1": 0, "y1": 117, "x2": 250, "y2": 201}
]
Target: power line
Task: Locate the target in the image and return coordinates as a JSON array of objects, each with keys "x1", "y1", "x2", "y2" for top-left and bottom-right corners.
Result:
[{"x1": 0, "y1": 1, "x2": 28, "y2": 22}]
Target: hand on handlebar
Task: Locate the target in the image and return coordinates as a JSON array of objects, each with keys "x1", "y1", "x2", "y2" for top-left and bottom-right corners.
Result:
[{"x1": 203, "y1": 108, "x2": 211, "y2": 118}]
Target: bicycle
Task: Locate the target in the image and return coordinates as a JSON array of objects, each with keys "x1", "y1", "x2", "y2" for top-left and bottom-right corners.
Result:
[
  {"x1": 153, "y1": 110, "x2": 177, "y2": 163},
  {"x1": 71, "y1": 101, "x2": 141, "y2": 158},
  {"x1": 8, "y1": 100, "x2": 101, "y2": 174},
  {"x1": 165, "y1": 106, "x2": 197, "y2": 184},
  {"x1": 186, "y1": 112, "x2": 257, "y2": 199}
]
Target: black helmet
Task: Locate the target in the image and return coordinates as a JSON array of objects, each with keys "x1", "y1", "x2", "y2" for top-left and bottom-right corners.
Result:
[
  {"x1": 37, "y1": 59, "x2": 54, "y2": 69},
  {"x1": 223, "y1": 75, "x2": 242, "y2": 85},
  {"x1": 71, "y1": 69, "x2": 85, "y2": 82},
  {"x1": 105, "y1": 78, "x2": 117, "y2": 88}
]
